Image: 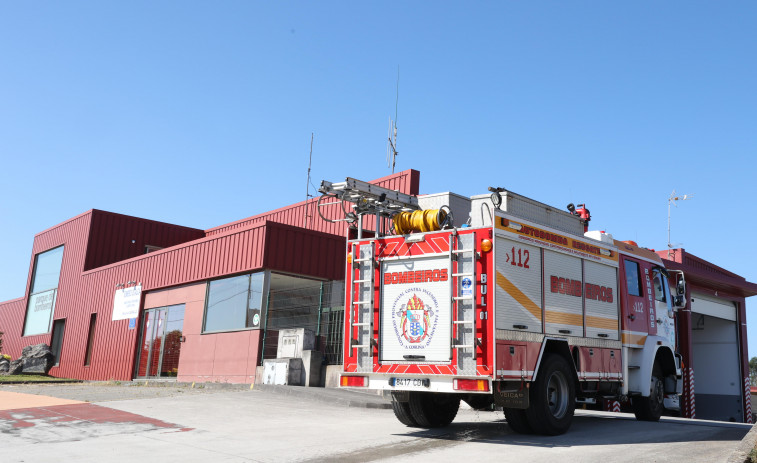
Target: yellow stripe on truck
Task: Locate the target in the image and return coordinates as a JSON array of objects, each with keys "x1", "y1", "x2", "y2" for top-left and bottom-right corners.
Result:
[
  {"x1": 586, "y1": 315, "x2": 618, "y2": 330},
  {"x1": 496, "y1": 271, "x2": 542, "y2": 321},
  {"x1": 545, "y1": 311, "x2": 583, "y2": 326}
]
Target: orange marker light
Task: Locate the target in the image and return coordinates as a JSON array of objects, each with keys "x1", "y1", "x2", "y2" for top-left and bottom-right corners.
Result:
[{"x1": 480, "y1": 239, "x2": 493, "y2": 253}]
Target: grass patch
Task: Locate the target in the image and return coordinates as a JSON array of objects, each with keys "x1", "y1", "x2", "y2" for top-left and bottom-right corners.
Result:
[{"x1": 0, "y1": 374, "x2": 80, "y2": 383}]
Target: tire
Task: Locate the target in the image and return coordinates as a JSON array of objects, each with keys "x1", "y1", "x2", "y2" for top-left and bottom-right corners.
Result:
[
  {"x1": 463, "y1": 394, "x2": 495, "y2": 411},
  {"x1": 525, "y1": 354, "x2": 576, "y2": 435},
  {"x1": 408, "y1": 392, "x2": 460, "y2": 428},
  {"x1": 391, "y1": 393, "x2": 419, "y2": 427},
  {"x1": 632, "y1": 375, "x2": 664, "y2": 422},
  {"x1": 503, "y1": 407, "x2": 533, "y2": 434}
]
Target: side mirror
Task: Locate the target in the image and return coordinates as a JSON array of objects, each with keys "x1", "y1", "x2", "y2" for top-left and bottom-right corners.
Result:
[{"x1": 676, "y1": 279, "x2": 685, "y2": 296}]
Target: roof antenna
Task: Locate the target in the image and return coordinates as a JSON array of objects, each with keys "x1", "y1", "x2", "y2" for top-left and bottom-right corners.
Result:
[
  {"x1": 667, "y1": 189, "x2": 694, "y2": 252},
  {"x1": 387, "y1": 66, "x2": 399, "y2": 173},
  {"x1": 304, "y1": 132, "x2": 314, "y2": 229}
]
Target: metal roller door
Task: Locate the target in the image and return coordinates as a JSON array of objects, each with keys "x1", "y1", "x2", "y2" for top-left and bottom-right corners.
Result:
[{"x1": 690, "y1": 292, "x2": 742, "y2": 422}]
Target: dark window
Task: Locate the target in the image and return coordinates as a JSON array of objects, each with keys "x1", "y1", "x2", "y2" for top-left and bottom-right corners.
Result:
[
  {"x1": 50, "y1": 319, "x2": 66, "y2": 366},
  {"x1": 203, "y1": 272, "x2": 265, "y2": 332},
  {"x1": 84, "y1": 313, "x2": 97, "y2": 366},
  {"x1": 624, "y1": 260, "x2": 642, "y2": 297},
  {"x1": 24, "y1": 246, "x2": 64, "y2": 336}
]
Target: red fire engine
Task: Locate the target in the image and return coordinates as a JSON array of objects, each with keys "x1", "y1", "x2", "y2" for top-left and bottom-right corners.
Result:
[{"x1": 319, "y1": 177, "x2": 684, "y2": 435}]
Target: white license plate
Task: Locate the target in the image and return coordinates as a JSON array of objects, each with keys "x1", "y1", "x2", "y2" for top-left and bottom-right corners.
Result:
[{"x1": 390, "y1": 377, "x2": 430, "y2": 388}]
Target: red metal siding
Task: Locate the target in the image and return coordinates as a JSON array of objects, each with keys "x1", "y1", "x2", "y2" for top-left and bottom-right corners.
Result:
[
  {"x1": 205, "y1": 169, "x2": 420, "y2": 237},
  {"x1": 262, "y1": 223, "x2": 346, "y2": 281},
  {"x1": 0, "y1": 298, "x2": 25, "y2": 358},
  {"x1": 84, "y1": 210, "x2": 205, "y2": 271},
  {"x1": 15, "y1": 218, "x2": 340, "y2": 381}
]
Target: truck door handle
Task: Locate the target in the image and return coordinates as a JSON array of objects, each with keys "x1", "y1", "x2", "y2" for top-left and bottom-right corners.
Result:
[{"x1": 629, "y1": 314, "x2": 636, "y2": 321}]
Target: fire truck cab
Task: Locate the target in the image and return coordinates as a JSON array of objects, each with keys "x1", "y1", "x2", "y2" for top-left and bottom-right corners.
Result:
[{"x1": 320, "y1": 178, "x2": 683, "y2": 435}]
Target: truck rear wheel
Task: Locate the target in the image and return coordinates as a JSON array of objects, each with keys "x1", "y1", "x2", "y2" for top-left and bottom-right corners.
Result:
[
  {"x1": 408, "y1": 392, "x2": 460, "y2": 428},
  {"x1": 391, "y1": 393, "x2": 419, "y2": 427},
  {"x1": 463, "y1": 394, "x2": 495, "y2": 411},
  {"x1": 503, "y1": 407, "x2": 533, "y2": 434},
  {"x1": 525, "y1": 353, "x2": 576, "y2": 435},
  {"x1": 632, "y1": 375, "x2": 664, "y2": 422}
]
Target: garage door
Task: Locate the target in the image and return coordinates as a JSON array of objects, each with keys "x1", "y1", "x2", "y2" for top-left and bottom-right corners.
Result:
[
  {"x1": 690, "y1": 293, "x2": 742, "y2": 421},
  {"x1": 691, "y1": 292, "x2": 736, "y2": 321}
]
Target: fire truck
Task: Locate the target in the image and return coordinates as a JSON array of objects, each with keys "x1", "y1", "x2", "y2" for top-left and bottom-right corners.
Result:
[{"x1": 318, "y1": 177, "x2": 685, "y2": 435}]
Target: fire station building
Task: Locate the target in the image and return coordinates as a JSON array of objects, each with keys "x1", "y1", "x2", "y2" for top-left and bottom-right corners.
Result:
[{"x1": 1, "y1": 168, "x2": 755, "y2": 423}]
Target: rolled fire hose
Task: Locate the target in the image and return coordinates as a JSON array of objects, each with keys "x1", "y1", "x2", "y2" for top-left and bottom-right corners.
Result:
[{"x1": 393, "y1": 207, "x2": 451, "y2": 235}]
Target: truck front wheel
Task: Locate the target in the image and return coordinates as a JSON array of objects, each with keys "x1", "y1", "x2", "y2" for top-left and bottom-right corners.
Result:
[
  {"x1": 525, "y1": 353, "x2": 576, "y2": 435},
  {"x1": 408, "y1": 392, "x2": 460, "y2": 428},
  {"x1": 632, "y1": 375, "x2": 664, "y2": 422}
]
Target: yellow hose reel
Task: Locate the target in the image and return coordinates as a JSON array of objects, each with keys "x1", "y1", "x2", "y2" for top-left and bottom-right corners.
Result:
[{"x1": 393, "y1": 206, "x2": 452, "y2": 235}]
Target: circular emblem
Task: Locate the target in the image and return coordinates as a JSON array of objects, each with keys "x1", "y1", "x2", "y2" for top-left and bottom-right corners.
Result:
[
  {"x1": 253, "y1": 313, "x2": 260, "y2": 326},
  {"x1": 462, "y1": 277, "x2": 472, "y2": 289},
  {"x1": 390, "y1": 287, "x2": 440, "y2": 347}
]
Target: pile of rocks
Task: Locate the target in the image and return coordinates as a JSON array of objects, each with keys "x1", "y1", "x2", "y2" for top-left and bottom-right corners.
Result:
[{"x1": 0, "y1": 344, "x2": 55, "y2": 375}]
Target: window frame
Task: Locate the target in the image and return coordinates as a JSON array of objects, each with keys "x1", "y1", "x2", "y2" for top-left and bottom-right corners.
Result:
[
  {"x1": 23, "y1": 245, "x2": 65, "y2": 337},
  {"x1": 201, "y1": 271, "x2": 269, "y2": 334},
  {"x1": 623, "y1": 259, "x2": 643, "y2": 297}
]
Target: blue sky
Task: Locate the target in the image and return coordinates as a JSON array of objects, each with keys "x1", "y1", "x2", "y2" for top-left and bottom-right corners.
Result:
[{"x1": 1, "y1": 3, "x2": 756, "y2": 351}]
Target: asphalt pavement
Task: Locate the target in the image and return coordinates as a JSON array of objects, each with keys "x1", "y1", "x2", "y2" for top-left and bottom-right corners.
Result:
[{"x1": 0, "y1": 381, "x2": 754, "y2": 463}]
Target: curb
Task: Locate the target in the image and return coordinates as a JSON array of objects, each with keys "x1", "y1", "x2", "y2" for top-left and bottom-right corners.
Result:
[
  {"x1": 251, "y1": 383, "x2": 392, "y2": 409},
  {"x1": 79, "y1": 380, "x2": 392, "y2": 409},
  {"x1": 727, "y1": 423, "x2": 756, "y2": 463}
]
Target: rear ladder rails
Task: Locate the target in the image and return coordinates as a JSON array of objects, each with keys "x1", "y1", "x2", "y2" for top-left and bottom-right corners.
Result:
[
  {"x1": 450, "y1": 233, "x2": 477, "y2": 375},
  {"x1": 351, "y1": 242, "x2": 375, "y2": 372}
]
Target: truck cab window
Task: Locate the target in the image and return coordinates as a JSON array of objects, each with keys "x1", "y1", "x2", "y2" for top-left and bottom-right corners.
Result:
[
  {"x1": 624, "y1": 260, "x2": 642, "y2": 296},
  {"x1": 652, "y1": 270, "x2": 666, "y2": 303}
]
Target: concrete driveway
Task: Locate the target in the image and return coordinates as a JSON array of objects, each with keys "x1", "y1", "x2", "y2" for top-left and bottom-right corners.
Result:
[{"x1": 0, "y1": 383, "x2": 751, "y2": 463}]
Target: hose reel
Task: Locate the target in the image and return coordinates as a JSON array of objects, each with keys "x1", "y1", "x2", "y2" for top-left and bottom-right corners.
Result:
[{"x1": 393, "y1": 206, "x2": 453, "y2": 234}]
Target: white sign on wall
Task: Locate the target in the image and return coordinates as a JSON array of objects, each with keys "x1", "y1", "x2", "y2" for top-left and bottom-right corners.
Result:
[{"x1": 112, "y1": 285, "x2": 142, "y2": 321}]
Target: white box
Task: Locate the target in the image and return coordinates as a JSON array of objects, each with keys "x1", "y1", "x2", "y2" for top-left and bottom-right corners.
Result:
[
  {"x1": 277, "y1": 328, "x2": 315, "y2": 359},
  {"x1": 263, "y1": 358, "x2": 303, "y2": 385}
]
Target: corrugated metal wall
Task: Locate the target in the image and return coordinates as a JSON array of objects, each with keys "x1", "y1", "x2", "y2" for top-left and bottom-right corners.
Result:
[
  {"x1": 205, "y1": 170, "x2": 420, "y2": 236},
  {"x1": 0, "y1": 298, "x2": 25, "y2": 358},
  {"x1": 0, "y1": 170, "x2": 417, "y2": 380},
  {"x1": 263, "y1": 222, "x2": 345, "y2": 280},
  {"x1": 27, "y1": 220, "x2": 340, "y2": 381},
  {"x1": 84, "y1": 210, "x2": 205, "y2": 271}
]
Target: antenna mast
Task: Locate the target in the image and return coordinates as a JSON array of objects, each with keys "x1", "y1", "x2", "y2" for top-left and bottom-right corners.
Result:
[
  {"x1": 387, "y1": 66, "x2": 399, "y2": 173},
  {"x1": 667, "y1": 189, "x2": 694, "y2": 250},
  {"x1": 304, "y1": 132, "x2": 314, "y2": 229}
]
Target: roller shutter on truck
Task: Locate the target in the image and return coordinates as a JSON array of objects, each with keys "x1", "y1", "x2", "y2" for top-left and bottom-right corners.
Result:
[
  {"x1": 494, "y1": 223, "x2": 619, "y2": 340},
  {"x1": 495, "y1": 237, "x2": 543, "y2": 333},
  {"x1": 544, "y1": 249, "x2": 584, "y2": 337}
]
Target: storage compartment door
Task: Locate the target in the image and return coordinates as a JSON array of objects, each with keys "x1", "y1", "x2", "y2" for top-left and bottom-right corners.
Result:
[
  {"x1": 584, "y1": 261, "x2": 619, "y2": 340},
  {"x1": 543, "y1": 250, "x2": 583, "y2": 337},
  {"x1": 495, "y1": 238, "x2": 543, "y2": 333}
]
